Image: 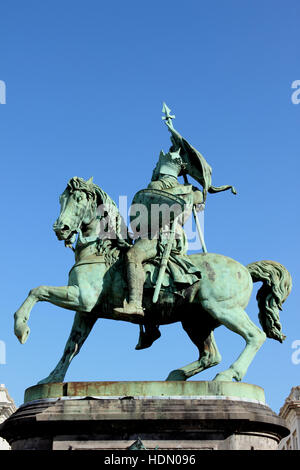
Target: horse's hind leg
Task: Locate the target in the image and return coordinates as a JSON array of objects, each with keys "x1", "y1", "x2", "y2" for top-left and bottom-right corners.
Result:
[
  {"x1": 202, "y1": 302, "x2": 266, "y2": 382},
  {"x1": 166, "y1": 316, "x2": 221, "y2": 381},
  {"x1": 37, "y1": 311, "x2": 97, "y2": 384}
]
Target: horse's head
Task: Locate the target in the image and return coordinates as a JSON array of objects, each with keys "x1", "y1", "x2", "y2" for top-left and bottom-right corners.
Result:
[{"x1": 53, "y1": 176, "x2": 97, "y2": 244}]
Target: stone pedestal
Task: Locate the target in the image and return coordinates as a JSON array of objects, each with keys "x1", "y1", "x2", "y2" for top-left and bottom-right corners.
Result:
[
  {"x1": 0, "y1": 381, "x2": 289, "y2": 450},
  {"x1": 0, "y1": 384, "x2": 17, "y2": 450}
]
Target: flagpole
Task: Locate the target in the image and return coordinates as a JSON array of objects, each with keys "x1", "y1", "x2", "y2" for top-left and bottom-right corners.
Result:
[
  {"x1": 162, "y1": 103, "x2": 207, "y2": 254},
  {"x1": 183, "y1": 174, "x2": 207, "y2": 253}
]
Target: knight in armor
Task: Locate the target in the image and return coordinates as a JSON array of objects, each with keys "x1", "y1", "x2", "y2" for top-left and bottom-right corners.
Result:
[
  {"x1": 113, "y1": 146, "x2": 203, "y2": 321},
  {"x1": 114, "y1": 103, "x2": 236, "y2": 349}
]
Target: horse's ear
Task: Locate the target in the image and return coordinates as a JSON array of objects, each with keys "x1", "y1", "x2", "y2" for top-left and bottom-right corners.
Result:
[{"x1": 87, "y1": 176, "x2": 94, "y2": 184}]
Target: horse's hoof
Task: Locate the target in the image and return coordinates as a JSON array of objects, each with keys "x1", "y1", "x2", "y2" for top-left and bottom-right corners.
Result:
[
  {"x1": 166, "y1": 369, "x2": 187, "y2": 381},
  {"x1": 14, "y1": 322, "x2": 30, "y2": 344},
  {"x1": 212, "y1": 372, "x2": 233, "y2": 382},
  {"x1": 19, "y1": 327, "x2": 30, "y2": 344},
  {"x1": 37, "y1": 377, "x2": 56, "y2": 385}
]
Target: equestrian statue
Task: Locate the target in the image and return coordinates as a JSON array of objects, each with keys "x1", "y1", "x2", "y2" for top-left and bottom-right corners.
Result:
[{"x1": 14, "y1": 104, "x2": 292, "y2": 384}]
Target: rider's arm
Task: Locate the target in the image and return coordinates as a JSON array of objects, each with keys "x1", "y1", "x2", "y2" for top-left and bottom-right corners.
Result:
[
  {"x1": 192, "y1": 186, "x2": 204, "y2": 205},
  {"x1": 147, "y1": 179, "x2": 164, "y2": 190}
]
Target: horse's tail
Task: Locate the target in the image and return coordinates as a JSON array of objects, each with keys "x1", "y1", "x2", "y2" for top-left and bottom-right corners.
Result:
[{"x1": 246, "y1": 260, "x2": 292, "y2": 343}]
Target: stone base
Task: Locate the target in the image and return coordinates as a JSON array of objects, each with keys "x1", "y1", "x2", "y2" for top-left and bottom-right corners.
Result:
[{"x1": 0, "y1": 381, "x2": 289, "y2": 450}]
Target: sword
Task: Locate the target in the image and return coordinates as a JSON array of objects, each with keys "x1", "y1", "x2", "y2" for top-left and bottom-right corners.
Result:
[{"x1": 152, "y1": 216, "x2": 178, "y2": 303}]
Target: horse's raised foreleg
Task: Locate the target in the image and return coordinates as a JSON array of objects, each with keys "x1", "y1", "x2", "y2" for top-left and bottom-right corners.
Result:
[
  {"x1": 202, "y1": 301, "x2": 266, "y2": 382},
  {"x1": 37, "y1": 311, "x2": 97, "y2": 384},
  {"x1": 14, "y1": 284, "x2": 97, "y2": 344},
  {"x1": 166, "y1": 316, "x2": 221, "y2": 381}
]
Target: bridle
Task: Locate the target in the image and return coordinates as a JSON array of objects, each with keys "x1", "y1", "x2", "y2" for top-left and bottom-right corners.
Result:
[{"x1": 60, "y1": 187, "x2": 98, "y2": 250}]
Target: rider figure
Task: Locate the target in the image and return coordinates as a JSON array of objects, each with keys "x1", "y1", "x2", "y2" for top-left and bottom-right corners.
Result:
[
  {"x1": 113, "y1": 145, "x2": 203, "y2": 324},
  {"x1": 114, "y1": 103, "x2": 236, "y2": 348}
]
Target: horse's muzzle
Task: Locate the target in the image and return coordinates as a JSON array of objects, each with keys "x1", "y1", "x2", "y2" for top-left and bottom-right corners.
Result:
[{"x1": 53, "y1": 222, "x2": 72, "y2": 240}]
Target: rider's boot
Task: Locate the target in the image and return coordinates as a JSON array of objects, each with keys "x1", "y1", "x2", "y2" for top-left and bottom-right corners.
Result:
[
  {"x1": 113, "y1": 262, "x2": 145, "y2": 322},
  {"x1": 135, "y1": 324, "x2": 161, "y2": 350}
]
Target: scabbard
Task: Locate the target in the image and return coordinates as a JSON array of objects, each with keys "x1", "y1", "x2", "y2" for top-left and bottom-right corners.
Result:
[{"x1": 152, "y1": 219, "x2": 177, "y2": 303}]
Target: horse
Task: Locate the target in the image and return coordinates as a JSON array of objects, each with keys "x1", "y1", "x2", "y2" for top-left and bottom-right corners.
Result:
[{"x1": 14, "y1": 176, "x2": 292, "y2": 385}]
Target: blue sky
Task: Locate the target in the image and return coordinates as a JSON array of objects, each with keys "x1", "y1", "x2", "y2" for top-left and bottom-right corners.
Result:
[{"x1": 0, "y1": 1, "x2": 300, "y2": 412}]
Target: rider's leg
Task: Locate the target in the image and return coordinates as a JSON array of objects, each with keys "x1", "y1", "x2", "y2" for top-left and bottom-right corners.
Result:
[
  {"x1": 135, "y1": 323, "x2": 161, "y2": 350},
  {"x1": 113, "y1": 238, "x2": 158, "y2": 320}
]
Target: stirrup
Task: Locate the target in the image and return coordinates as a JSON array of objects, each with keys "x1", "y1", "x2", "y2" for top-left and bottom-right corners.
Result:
[{"x1": 113, "y1": 301, "x2": 144, "y2": 323}]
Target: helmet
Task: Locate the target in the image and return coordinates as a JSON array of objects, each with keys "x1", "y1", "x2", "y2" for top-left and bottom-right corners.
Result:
[{"x1": 152, "y1": 149, "x2": 183, "y2": 180}]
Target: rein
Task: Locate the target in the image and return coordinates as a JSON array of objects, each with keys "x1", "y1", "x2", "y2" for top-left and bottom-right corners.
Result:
[{"x1": 68, "y1": 255, "x2": 106, "y2": 276}]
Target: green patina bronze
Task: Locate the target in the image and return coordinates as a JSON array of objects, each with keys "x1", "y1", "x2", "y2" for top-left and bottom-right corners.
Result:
[
  {"x1": 24, "y1": 380, "x2": 266, "y2": 404},
  {"x1": 14, "y1": 104, "x2": 292, "y2": 387}
]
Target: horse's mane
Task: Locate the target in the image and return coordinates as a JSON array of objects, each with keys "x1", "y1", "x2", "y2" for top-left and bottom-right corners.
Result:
[
  {"x1": 67, "y1": 176, "x2": 132, "y2": 250},
  {"x1": 67, "y1": 176, "x2": 119, "y2": 214}
]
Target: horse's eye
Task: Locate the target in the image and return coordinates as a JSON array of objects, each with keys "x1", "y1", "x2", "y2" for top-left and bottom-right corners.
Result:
[{"x1": 74, "y1": 194, "x2": 82, "y2": 202}]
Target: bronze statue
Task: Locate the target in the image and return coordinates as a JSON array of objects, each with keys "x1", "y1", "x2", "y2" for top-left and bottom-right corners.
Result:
[{"x1": 13, "y1": 104, "x2": 292, "y2": 385}]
